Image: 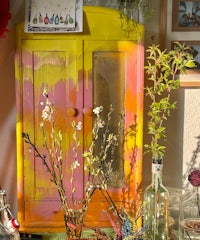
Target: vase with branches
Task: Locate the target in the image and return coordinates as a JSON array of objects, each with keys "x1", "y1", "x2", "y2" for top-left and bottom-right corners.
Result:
[
  {"x1": 22, "y1": 87, "x2": 123, "y2": 239},
  {"x1": 143, "y1": 42, "x2": 195, "y2": 240}
]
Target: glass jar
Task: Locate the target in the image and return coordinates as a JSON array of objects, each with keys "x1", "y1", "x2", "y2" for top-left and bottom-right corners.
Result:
[{"x1": 179, "y1": 187, "x2": 200, "y2": 239}]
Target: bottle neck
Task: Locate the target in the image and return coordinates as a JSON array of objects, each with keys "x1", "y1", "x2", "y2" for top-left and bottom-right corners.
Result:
[
  {"x1": 0, "y1": 190, "x2": 6, "y2": 206},
  {"x1": 151, "y1": 159, "x2": 163, "y2": 188}
]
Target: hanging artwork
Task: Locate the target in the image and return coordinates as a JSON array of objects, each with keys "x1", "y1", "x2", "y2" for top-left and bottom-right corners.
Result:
[
  {"x1": 172, "y1": 0, "x2": 200, "y2": 31},
  {"x1": 172, "y1": 40, "x2": 200, "y2": 86},
  {"x1": 0, "y1": 0, "x2": 11, "y2": 38},
  {"x1": 24, "y1": 0, "x2": 83, "y2": 33},
  {"x1": 173, "y1": 41, "x2": 200, "y2": 69}
]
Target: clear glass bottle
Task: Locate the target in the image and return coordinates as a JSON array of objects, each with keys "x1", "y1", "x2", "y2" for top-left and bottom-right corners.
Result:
[{"x1": 143, "y1": 158, "x2": 169, "y2": 240}]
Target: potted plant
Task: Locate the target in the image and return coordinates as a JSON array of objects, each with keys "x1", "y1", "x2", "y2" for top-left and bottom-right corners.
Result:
[{"x1": 143, "y1": 42, "x2": 195, "y2": 240}]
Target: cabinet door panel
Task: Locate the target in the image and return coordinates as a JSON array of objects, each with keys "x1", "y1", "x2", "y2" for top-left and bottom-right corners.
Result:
[
  {"x1": 20, "y1": 40, "x2": 84, "y2": 230},
  {"x1": 84, "y1": 40, "x2": 143, "y2": 226}
]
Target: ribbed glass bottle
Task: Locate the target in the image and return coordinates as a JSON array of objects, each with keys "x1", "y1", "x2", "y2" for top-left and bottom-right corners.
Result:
[{"x1": 143, "y1": 158, "x2": 169, "y2": 240}]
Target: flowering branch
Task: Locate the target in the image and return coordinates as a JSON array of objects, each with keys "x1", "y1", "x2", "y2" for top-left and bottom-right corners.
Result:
[{"x1": 22, "y1": 87, "x2": 123, "y2": 238}]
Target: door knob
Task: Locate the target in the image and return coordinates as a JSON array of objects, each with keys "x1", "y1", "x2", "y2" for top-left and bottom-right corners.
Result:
[{"x1": 66, "y1": 107, "x2": 77, "y2": 117}]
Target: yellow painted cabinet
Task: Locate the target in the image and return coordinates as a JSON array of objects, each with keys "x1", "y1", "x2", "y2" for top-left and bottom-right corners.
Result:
[{"x1": 15, "y1": 6, "x2": 144, "y2": 233}]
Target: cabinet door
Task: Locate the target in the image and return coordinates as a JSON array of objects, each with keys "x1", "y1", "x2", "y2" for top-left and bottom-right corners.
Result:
[
  {"x1": 16, "y1": 39, "x2": 84, "y2": 232},
  {"x1": 83, "y1": 40, "x2": 143, "y2": 227}
]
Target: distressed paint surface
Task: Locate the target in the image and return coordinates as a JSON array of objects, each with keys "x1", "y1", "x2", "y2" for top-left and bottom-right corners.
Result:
[{"x1": 15, "y1": 6, "x2": 144, "y2": 233}]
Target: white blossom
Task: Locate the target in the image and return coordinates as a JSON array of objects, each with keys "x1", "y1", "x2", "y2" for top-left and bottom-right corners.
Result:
[
  {"x1": 93, "y1": 106, "x2": 103, "y2": 115},
  {"x1": 86, "y1": 184, "x2": 93, "y2": 192},
  {"x1": 76, "y1": 121, "x2": 82, "y2": 130},
  {"x1": 72, "y1": 160, "x2": 80, "y2": 169},
  {"x1": 41, "y1": 102, "x2": 54, "y2": 121},
  {"x1": 97, "y1": 120, "x2": 104, "y2": 128}
]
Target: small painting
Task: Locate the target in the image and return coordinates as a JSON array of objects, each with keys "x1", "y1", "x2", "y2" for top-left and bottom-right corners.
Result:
[
  {"x1": 172, "y1": 41, "x2": 200, "y2": 86},
  {"x1": 182, "y1": 41, "x2": 200, "y2": 69},
  {"x1": 172, "y1": 0, "x2": 200, "y2": 31},
  {"x1": 25, "y1": 0, "x2": 83, "y2": 33}
]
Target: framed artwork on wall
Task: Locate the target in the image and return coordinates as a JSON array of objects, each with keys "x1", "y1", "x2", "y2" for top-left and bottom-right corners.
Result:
[
  {"x1": 172, "y1": 41, "x2": 200, "y2": 86},
  {"x1": 179, "y1": 41, "x2": 200, "y2": 69},
  {"x1": 172, "y1": 0, "x2": 200, "y2": 31}
]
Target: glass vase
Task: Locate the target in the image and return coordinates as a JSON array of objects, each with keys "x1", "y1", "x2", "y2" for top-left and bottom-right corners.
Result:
[
  {"x1": 119, "y1": 0, "x2": 139, "y2": 22},
  {"x1": 143, "y1": 158, "x2": 169, "y2": 240},
  {"x1": 179, "y1": 187, "x2": 200, "y2": 239},
  {"x1": 64, "y1": 209, "x2": 84, "y2": 239},
  {"x1": 83, "y1": 0, "x2": 105, "y2": 6}
]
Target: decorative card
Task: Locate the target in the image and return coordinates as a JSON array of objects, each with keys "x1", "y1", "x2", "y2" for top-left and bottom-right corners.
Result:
[{"x1": 25, "y1": 0, "x2": 83, "y2": 33}]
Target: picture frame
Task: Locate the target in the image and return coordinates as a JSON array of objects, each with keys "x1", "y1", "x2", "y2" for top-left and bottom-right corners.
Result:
[
  {"x1": 24, "y1": 0, "x2": 83, "y2": 33},
  {"x1": 172, "y1": 0, "x2": 200, "y2": 31},
  {"x1": 180, "y1": 41, "x2": 200, "y2": 69},
  {"x1": 179, "y1": 68, "x2": 200, "y2": 86},
  {"x1": 172, "y1": 41, "x2": 200, "y2": 86}
]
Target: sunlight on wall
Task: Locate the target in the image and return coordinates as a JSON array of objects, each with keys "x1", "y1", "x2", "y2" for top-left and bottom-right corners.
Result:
[
  {"x1": 0, "y1": 107, "x2": 17, "y2": 214},
  {"x1": 0, "y1": 27, "x2": 17, "y2": 216},
  {"x1": 183, "y1": 89, "x2": 200, "y2": 184}
]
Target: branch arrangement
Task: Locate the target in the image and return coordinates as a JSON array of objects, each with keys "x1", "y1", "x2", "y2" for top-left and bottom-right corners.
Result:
[
  {"x1": 22, "y1": 88, "x2": 123, "y2": 238},
  {"x1": 144, "y1": 42, "x2": 195, "y2": 159}
]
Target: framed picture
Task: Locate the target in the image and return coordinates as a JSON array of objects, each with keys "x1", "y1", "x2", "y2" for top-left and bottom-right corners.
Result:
[
  {"x1": 172, "y1": 41, "x2": 200, "y2": 86},
  {"x1": 172, "y1": 0, "x2": 200, "y2": 31},
  {"x1": 181, "y1": 41, "x2": 200, "y2": 69},
  {"x1": 24, "y1": 0, "x2": 83, "y2": 33}
]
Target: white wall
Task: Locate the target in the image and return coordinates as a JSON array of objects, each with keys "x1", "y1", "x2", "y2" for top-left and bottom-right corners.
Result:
[{"x1": 182, "y1": 90, "x2": 200, "y2": 187}]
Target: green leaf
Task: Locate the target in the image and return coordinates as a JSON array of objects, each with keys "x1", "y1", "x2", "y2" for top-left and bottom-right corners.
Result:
[{"x1": 185, "y1": 60, "x2": 196, "y2": 68}]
